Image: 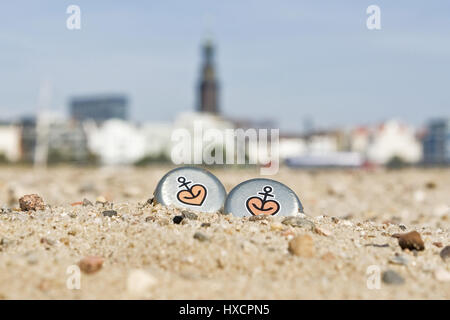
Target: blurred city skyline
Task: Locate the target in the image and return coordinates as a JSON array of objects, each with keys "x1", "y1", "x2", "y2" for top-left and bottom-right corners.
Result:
[{"x1": 1, "y1": 1, "x2": 450, "y2": 132}]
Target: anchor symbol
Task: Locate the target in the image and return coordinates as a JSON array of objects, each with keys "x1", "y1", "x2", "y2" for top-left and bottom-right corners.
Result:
[
  {"x1": 246, "y1": 185, "x2": 280, "y2": 216},
  {"x1": 176, "y1": 176, "x2": 207, "y2": 206}
]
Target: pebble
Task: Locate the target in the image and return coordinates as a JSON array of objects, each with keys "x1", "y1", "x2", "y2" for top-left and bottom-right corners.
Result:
[
  {"x1": 102, "y1": 210, "x2": 117, "y2": 217},
  {"x1": 19, "y1": 194, "x2": 45, "y2": 211},
  {"x1": 425, "y1": 181, "x2": 436, "y2": 189},
  {"x1": 0, "y1": 238, "x2": 11, "y2": 248},
  {"x1": 433, "y1": 242, "x2": 443, "y2": 248},
  {"x1": 389, "y1": 254, "x2": 408, "y2": 266},
  {"x1": 288, "y1": 235, "x2": 315, "y2": 257},
  {"x1": 382, "y1": 270, "x2": 405, "y2": 285},
  {"x1": 392, "y1": 231, "x2": 425, "y2": 251},
  {"x1": 314, "y1": 227, "x2": 332, "y2": 236},
  {"x1": 193, "y1": 232, "x2": 209, "y2": 242},
  {"x1": 282, "y1": 216, "x2": 315, "y2": 231},
  {"x1": 366, "y1": 243, "x2": 389, "y2": 248},
  {"x1": 126, "y1": 269, "x2": 157, "y2": 297},
  {"x1": 182, "y1": 210, "x2": 198, "y2": 220},
  {"x1": 249, "y1": 215, "x2": 270, "y2": 222},
  {"x1": 201, "y1": 222, "x2": 211, "y2": 228},
  {"x1": 173, "y1": 215, "x2": 184, "y2": 224},
  {"x1": 270, "y1": 222, "x2": 284, "y2": 231},
  {"x1": 331, "y1": 217, "x2": 340, "y2": 223},
  {"x1": 146, "y1": 197, "x2": 155, "y2": 206},
  {"x1": 78, "y1": 256, "x2": 104, "y2": 274},
  {"x1": 82, "y1": 198, "x2": 93, "y2": 206},
  {"x1": 40, "y1": 238, "x2": 55, "y2": 246},
  {"x1": 434, "y1": 267, "x2": 450, "y2": 282},
  {"x1": 440, "y1": 246, "x2": 450, "y2": 261},
  {"x1": 96, "y1": 196, "x2": 107, "y2": 204}
]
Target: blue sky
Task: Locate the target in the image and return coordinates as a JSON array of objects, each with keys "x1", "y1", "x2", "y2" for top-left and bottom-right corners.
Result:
[{"x1": 1, "y1": 1, "x2": 449, "y2": 132}]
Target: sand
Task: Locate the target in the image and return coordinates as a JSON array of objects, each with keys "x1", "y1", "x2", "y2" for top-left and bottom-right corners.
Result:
[{"x1": 0, "y1": 166, "x2": 448, "y2": 299}]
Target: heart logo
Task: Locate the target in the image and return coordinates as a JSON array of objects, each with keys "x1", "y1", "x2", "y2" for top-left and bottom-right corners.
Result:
[
  {"x1": 176, "y1": 176, "x2": 207, "y2": 206},
  {"x1": 246, "y1": 197, "x2": 280, "y2": 216},
  {"x1": 245, "y1": 185, "x2": 280, "y2": 216}
]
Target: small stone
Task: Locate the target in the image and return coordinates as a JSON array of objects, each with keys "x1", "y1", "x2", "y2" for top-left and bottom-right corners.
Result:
[
  {"x1": 193, "y1": 232, "x2": 209, "y2": 242},
  {"x1": 389, "y1": 254, "x2": 408, "y2": 266},
  {"x1": 440, "y1": 246, "x2": 450, "y2": 261},
  {"x1": 173, "y1": 215, "x2": 184, "y2": 224},
  {"x1": 425, "y1": 181, "x2": 436, "y2": 189},
  {"x1": 288, "y1": 234, "x2": 315, "y2": 257},
  {"x1": 182, "y1": 210, "x2": 198, "y2": 220},
  {"x1": 19, "y1": 194, "x2": 45, "y2": 211},
  {"x1": 399, "y1": 224, "x2": 407, "y2": 231},
  {"x1": 270, "y1": 222, "x2": 284, "y2": 231},
  {"x1": 78, "y1": 256, "x2": 104, "y2": 274},
  {"x1": 59, "y1": 237, "x2": 70, "y2": 246},
  {"x1": 433, "y1": 242, "x2": 443, "y2": 248},
  {"x1": 314, "y1": 227, "x2": 332, "y2": 236},
  {"x1": 392, "y1": 231, "x2": 425, "y2": 251},
  {"x1": 0, "y1": 238, "x2": 11, "y2": 248},
  {"x1": 126, "y1": 269, "x2": 157, "y2": 297},
  {"x1": 82, "y1": 198, "x2": 93, "y2": 206},
  {"x1": 365, "y1": 243, "x2": 389, "y2": 248},
  {"x1": 434, "y1": 267, "x2": 450, "y2": 282},
  {"x1": 201, "y1": 222, "x2": 211, "y2": 228},
  {"x1": 382, "y1": 270, "x2": 405, "y2": 285},
  {"x1": 249, "y1": 215, "x2": 269, "y2": 221},
  {"x1": 40, "y1": 238, "x2": 54, "y2": 246},
  {"x1": 102, "y1": 210, "x2": 117, "y2": 217},
  {"x1": 282, "y1": 216, "x2": 315, "y2": 231},
  {"x1": 146, "y1": 197, "x2": 155, "y2": 206},
  {"x1": 96, "y1": 196, "x2": 107, "y2": 204},
  {"x1": 68, "y1": 211, "x2": 77, "y2": 218}
]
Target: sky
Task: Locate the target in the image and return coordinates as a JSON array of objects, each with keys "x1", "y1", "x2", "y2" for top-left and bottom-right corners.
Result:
[{"x1": 1, "y1": 1, "x2": 449, "y2": 132}]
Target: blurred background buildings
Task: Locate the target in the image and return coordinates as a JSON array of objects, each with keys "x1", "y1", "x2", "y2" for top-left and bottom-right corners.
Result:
[
  {"x1": 0, "y1": 38, "x2": 447, "y2": 168},
  {"x1": 70, "y1": 95, "x2": 128, "y2": 124}
]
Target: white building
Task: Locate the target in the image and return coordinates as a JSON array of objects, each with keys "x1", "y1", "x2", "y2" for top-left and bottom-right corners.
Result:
[
  {"x1": 0, "y1": 123, "x2": 21, "y2": 162},
  {"x1": 366, "y1": 120, "x2": 422, "y2": 164},
  {"x1": 141, "y1": 122, "x2": 173, "y2": 159},
  {"x1": 84, "y1": 119, "x2": 147, "y2": 165},
  {"x1": 279, "y1": 137, "x2": 307, "y2": 159}
]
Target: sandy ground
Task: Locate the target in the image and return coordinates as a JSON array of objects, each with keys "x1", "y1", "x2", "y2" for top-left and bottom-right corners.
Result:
[{"x1": 0, "y1": 165, "x2": 448, "y2": 299}]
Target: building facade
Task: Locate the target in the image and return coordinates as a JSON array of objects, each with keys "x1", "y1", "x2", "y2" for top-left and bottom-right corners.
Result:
[
  {"x1": 423, "y1": 118, "x2": 450, "y2": 165},
  {"x1": 0, "y1": 122, "x2": 21, "y2": 162},
  {"x1": 70, "y1": 95, "x2": 128, "y2": 123}
]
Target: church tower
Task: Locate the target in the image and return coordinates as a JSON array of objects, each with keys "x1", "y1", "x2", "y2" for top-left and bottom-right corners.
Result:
[{"x1": 197, "y1": 39, "x2": 219, "y2": 114}]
